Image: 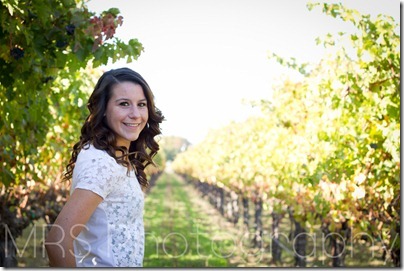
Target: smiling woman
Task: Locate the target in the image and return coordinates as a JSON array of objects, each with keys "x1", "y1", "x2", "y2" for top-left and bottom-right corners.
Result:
[
  {"x1": 105, "y1": 82, "x2": 149, "y2": 149},
  {"x1": 45, "y1": 68, "x2": 165, "y2": 267}
]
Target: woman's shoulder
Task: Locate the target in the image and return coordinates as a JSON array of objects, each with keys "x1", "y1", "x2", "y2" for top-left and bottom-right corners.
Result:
[
  {"x1": 77, "y1": 143, "x2": 114, "y2": 162},
  {"x1": 73, "y1": 144, "x2": 120, "y2": 178}
]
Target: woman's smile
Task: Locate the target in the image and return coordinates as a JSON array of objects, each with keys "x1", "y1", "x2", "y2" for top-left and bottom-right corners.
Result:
[{"x1": 105, "y1": 82, "x2": 149, "y2": 149}]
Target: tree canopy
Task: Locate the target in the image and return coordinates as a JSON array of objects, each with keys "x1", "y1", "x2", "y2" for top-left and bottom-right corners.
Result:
[
  {"x1": 0, "y1": 0, "x2": 144, "y2": 187},
  {"x1": 0, "y1": 0, "x2": 144, "y2": 266}
]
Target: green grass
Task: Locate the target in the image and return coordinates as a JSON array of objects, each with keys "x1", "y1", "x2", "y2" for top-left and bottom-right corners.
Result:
[
  {"x1": 143, "y1": 172, "x2": 233, "y2": 267},
  {"x1": 15, "y1": 219, "x2": 49, "y2": 267}
]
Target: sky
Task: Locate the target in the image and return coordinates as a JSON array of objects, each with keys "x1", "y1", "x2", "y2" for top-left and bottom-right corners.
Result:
[{"x1": 86, "y1": 0, "x2": 400, "y2": 144}]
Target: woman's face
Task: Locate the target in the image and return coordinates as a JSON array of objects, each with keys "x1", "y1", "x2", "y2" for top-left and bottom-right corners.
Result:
[{"x1": 105, "y1": 82, "x2": 149, "y2": 149}]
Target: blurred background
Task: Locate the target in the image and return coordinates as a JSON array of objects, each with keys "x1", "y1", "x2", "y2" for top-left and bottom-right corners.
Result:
[
  {"x1": 87, "y1": 0, "x2": 399, "y2": 144},
  {"x1": 0, "y1": 0, "x2": 400, "y2": 268}
]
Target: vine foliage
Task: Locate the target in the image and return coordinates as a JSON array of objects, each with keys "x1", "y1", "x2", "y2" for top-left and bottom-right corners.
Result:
[
  {"x1": 172, "y1": 3, "x2": 400, "y2": 267},
  {"x1": 0, "y1": 0, "x2": 143, "y2": 266}
]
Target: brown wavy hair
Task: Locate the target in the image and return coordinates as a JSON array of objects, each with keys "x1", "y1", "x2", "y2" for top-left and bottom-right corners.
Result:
[{"x1": 63, "y1": 68, "x2": 164, "y2": 189}]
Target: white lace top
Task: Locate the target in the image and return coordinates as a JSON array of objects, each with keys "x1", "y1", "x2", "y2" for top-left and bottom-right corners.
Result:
[{"x1": 71, "y1": 144, "x2": 144, "y2": 267}]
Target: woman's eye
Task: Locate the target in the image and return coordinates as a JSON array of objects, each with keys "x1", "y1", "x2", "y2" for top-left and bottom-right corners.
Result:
[
  {"x1": 119, "y1": 101, "x2": 130, "y2": 106},
  {"x1": 138, "y1": 102, "x2": 147, "y2": 107}
]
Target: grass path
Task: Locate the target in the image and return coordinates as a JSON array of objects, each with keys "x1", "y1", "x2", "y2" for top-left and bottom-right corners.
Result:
[{"x1": 143, "y1": 172, "x2": 242, "y2": 267}]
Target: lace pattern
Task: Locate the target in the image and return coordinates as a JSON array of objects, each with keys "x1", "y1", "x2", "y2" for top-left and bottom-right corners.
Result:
[{"x1": 72, "y1": 144, "x2": 145, "y2": 267}]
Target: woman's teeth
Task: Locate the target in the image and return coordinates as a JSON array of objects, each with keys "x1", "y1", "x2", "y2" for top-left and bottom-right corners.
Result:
[{"x1": 125, "y1": 123, "x2": 140, "y2": 127}]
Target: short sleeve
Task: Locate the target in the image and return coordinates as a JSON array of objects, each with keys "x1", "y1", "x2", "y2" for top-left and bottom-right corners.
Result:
[{"x1": 73, "y1": 156, "x2": 118, "y2": 199}]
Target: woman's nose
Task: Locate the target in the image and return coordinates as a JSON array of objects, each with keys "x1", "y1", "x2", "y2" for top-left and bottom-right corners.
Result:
[{"x1": 129, "y1": 106, "x2": 141, "y2": 118}]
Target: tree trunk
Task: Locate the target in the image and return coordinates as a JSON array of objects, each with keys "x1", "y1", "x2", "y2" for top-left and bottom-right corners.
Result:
[
  {"x1": 271, "y1": 212, "x2": 283, "y2": 264},
  {"x1": 390, "y1": 222, "x2": 400, "y2": 267},
  {"x1": 330, "y1": 235, "x2": 344, "y2": 267},
  {"x1": 231, "y1": 191, "x2": 239, "y2": 225},
  {"x1": 217, "y1": 187, "x2": 224, "y2": 215},
  {"x1": 252, "y1": 197, "x2": 263, "y2": 248},
  {"x1": 288, "y1": 209, "x2": 306, "y2": 267},
  {"x1": 208, "y1": 184, "x2": 215, "y2": 206},
  {"x1": 321, "y1": 221, "x2": 351, "y2": 267},
  {"x1": 224, "y1": 190, "x2": 232, "y2": 220},
  {"x1": 0, "y1": 238, "x2": 18, "y2": 267},
  {"x1": 242, "y1": 197, "x2": 249, "y2": 232},
  {"x1": 293, "y1": 220, "x2": 306, "y2": 267}
]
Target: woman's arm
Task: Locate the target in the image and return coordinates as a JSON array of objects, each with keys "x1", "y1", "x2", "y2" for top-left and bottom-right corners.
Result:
[{"x1": 45, "y1": 188, "x2": 103, "y2": 267}]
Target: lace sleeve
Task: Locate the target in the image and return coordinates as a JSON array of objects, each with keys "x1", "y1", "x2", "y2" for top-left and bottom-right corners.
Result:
[{"x1": 73, "y1": 156, "x2": 118, "y2": 199}]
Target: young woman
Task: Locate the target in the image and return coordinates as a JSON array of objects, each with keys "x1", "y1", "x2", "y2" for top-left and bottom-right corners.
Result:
[{"x1": 45, "y1": 68, "x2": 164, "y2": 267}]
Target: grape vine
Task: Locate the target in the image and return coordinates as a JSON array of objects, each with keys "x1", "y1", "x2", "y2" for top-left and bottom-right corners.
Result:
[
  {"x1": 0, "y1": 0, "x2": 144, "y2": 266},
  {"x1": 172, "y1": 3, "x2": 400, "y2": 267}
]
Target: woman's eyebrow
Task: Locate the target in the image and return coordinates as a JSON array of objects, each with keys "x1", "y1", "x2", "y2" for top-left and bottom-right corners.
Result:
[
  {"x1": 115, "y1": 98, "x2": 130, "y2": 102},
  {"x1": 115, "y1": 98, "x2": 147, "y2": 102}
]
